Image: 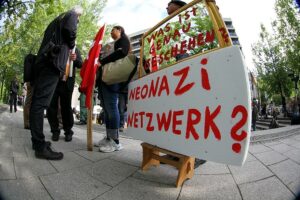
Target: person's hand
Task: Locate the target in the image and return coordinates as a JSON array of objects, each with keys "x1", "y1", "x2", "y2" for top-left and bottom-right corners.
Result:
[{"x1": 70, "y1": 52, "x2": 77, "y2": 61}]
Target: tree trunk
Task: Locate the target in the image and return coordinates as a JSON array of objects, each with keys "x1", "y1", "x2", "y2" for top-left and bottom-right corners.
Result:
[
  {"x1": 279, "y1": 82, "x2": 287, "y2": 117},
  {"x1": 0, "y1": 70, "x2": 6, "y2": 102}
]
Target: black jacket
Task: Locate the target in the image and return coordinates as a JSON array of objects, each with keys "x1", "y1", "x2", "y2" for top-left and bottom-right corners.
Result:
[
  {"x1": 10, "y1": 80, "x2": 19, "y2": 95},
  {"x1": 72, "y1": 48, "x2": 83, "y2": 77},
  {"x1": 36, "y1": 11, "x2": 78, "y2": 72},
  {"x1": 100, "y1": 36, "x2": 130, "y2": 65}
]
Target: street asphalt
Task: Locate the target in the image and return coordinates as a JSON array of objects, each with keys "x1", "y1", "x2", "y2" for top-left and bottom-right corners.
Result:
[{"x1": 0, "y1": 104, "x2": 299, "y2": 200}]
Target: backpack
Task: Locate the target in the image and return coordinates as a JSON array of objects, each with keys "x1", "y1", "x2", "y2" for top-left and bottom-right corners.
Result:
[{"x1": 23, "y1": 53, "x2": 37, "y2": 82}]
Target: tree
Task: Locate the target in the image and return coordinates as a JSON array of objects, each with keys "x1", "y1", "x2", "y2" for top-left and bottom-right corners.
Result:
[
  {"x1": 276, "y1": 0, "x2": 300, "y2": 81},
  {"x1": 252, "y1": 24, "x2": 292, "y2": 113},
  {"x1": 0, "y1": 0, "x2": 108, "y2": 102}
]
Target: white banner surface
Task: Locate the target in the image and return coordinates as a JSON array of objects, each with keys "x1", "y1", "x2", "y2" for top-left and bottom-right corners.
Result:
[{"x1": 127, "y1": 46, "x2": 251, "y2": 166}]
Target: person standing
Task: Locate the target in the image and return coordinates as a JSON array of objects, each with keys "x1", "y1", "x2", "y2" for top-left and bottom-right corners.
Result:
[
  {"x1": 164, "y1": 0, "x2": 208, "y2": 167},
  {"x1": 252, "y1": 100, "x2": 259, "y2": 131},
  {"x1": 96, "y1": 25, "x2": 131, "y2": 152},
  {"x1": 76, "y1": 87, "x2": 88, "y2": 125},
  {"x1": 47, "y1": 48, "x2": 82, "y2": 142},
  {"x1": 118, "y1": 87, "x2": 127, "y2": 132},
  {"x1": 23, "y1": 82, "x2": 32, "y2": 129},
  {"x1": 30, "y1": 6, "x2": 83, "y2": 160},
  {"x1": 9, "y1": 77, "x2": 19, "y2": 113}
]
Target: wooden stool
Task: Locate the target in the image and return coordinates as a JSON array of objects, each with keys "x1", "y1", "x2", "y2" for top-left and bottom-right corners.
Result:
[{"x1": 141, "y1": 142, "x2": 195, "y2": 187}]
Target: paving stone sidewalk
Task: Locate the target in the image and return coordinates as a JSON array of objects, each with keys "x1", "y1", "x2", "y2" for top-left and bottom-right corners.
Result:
[{"x1": 0, "y1": 104, "x2": 299, "y2": 200}]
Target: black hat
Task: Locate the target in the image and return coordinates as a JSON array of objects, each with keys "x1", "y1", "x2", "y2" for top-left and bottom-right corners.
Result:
[{"x1": 169, "y1": 0, "x2": 187, "y2": 7}]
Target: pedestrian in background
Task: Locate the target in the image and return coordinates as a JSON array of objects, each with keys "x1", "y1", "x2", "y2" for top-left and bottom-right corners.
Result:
[
  {"x1": 9, "y1": 77, "x2": 19, "y2": 113},
  {"x1": 162, "y1": 0, "x2": 210, "y2": 168},
  {"x1": 252, "y1": 100, "x2": 259, "y2": 131},
  {"x1": 118, "y1": 86, "x2": 128, "y2": 132},
  {"x1": 76, "y1": 87, "x2": 87, "y2": 125}
]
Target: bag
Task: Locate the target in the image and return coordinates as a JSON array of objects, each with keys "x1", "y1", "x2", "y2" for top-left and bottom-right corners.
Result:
[
  {"x1": 23, "y1": 54, "x2": 37, "y2": 82},
  {"x1": 102, "y1": 54, "x2": 137, "y2": 85},
  {"x1": 46, "y1": 41, "x2": 70, "y2": 72}
]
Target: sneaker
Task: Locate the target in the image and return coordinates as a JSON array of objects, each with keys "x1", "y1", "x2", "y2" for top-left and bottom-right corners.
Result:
[
  {"x1": 94, "y1": 136, "x2": 110, "y2": 147},
  {"x1": 99, "y1": 140, "x2": 123, "y2": 153}
]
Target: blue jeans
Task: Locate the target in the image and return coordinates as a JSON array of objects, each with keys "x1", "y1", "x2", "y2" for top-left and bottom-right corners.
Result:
[
  {"x1": 101, "y1": 83, "x2": 120, "y2": 139},
  {"x1": 118, "y1": 92, "x2": 128, "y2": 128}
]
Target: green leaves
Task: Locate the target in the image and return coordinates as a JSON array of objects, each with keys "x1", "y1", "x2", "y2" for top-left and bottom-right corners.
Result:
[
  {"x1": 252, "y1": 0, "x2": 299, "y2": 104},
  {"x1": 0, "y1": 0, "x2": 108, "y2": 101}
]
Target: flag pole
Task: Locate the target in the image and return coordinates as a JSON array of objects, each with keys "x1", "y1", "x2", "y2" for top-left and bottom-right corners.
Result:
[
  {"x1": 81, "y1": 23, "x2": 106, "y2": 151},
  {"x1": 87, "y1": 106, "x2": 93, "y2": 151},
  {"x1": 87, "y1": 71, "x2": 99, "y2": 151}
]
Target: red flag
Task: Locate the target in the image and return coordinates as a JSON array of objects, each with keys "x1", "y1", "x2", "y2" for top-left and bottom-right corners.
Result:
[{"x1": 80, "y1": 24, "x2": 106, "y2": 109}]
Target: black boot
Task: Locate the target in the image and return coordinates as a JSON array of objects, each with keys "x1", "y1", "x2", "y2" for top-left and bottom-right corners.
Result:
[
  {"x1": 52, "y1": 133, "x2": 60, "y2": 141},
  {"x1": 35, "y1": 145, "x2": 63, "y2": 160},
  {"x1": 64, "y1": 130, "x2": 73, "y2": 142}
]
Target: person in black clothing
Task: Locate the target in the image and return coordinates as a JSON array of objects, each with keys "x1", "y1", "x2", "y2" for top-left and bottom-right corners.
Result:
[
  {"x1": 47, "y1": 48, "x2": 82, "y2": 142},
  {"x1": 96, "y1": 25, "x2": 131, "y2": 153},
  {"x1": 162, "y1": 0, "x2": 207, "y2": 168},
  {"x1": 9, "y1": 77, "x2": 19, "y2": 113},
  {"x1": 30, "y1": 6, "x2": 83, "y2": 160}
]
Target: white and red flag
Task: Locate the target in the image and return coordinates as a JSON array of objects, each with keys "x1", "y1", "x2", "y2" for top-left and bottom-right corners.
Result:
[{"x1": 80, "y1": 24, "x2": 106, "y2": 109}]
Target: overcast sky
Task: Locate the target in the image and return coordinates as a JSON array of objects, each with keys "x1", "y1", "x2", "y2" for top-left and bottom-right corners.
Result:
[{"x1": 101, "y1": 0, "x2": 277, "y2": 71}]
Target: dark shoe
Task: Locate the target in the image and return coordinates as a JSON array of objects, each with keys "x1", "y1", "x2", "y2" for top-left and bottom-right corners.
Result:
[
  {"x1": 35, "y1": 145, "x2": 63, "y2": 160},
  {"x1": 52, "y1": 133, "x2": 60, "y2": 141},
  {"x1": 32, "y1": 141, "x2": 51, "y2": 150},
  {"x1": 64, "y1": 130, "x2": 73, "y2": 142},
  {"x1": 194, "y1": 159, "x2": 206, "y2": 169},
  {"x1": 65, "y1": 134, "x2": 72, "y2": 142},
  {"x1": 76, "y1": 121, "x2": 86, "y2": 125}
]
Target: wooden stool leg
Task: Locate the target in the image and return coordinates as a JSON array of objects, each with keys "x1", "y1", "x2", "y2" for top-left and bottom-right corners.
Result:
[
  {"x1": 141, "y1": 145, "x2": 160, "y2": 171},
  {"x1": 176, "y1": 157, "x2": 195, "y2": 187}
]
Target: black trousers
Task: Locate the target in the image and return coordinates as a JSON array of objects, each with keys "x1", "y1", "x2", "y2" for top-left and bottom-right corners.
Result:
[
  {"x1": 9, "y1": 94, "x2": 17, "y2": 112},
  {"x1": 30, "y1": 65, "x2": 60, "y2": 151},
  {"x1": 47, "y1": 78, "x2": 74, "y2": 136}
]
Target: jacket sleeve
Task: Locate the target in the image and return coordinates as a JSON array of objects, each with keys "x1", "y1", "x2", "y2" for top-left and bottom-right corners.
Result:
[
  {"x1": 74, "y1": 48, "x2": 83, "y2": 68},
  {"x1": 100, "y1": 37, "x2": 130, "y2": 65},
  {"x1": 61, "y1": 12, "x2": 78, "y2": 49}
]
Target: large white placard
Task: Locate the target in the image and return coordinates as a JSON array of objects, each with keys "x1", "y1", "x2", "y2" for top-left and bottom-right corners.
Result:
[{"x1": 127, "y1": 46, "x2": 251, "y2": 166}]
